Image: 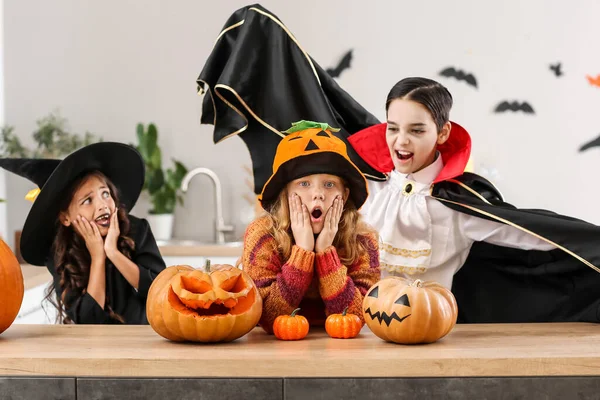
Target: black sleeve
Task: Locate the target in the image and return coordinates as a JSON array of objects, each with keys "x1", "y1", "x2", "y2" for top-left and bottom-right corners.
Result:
[
  {"x1": 129, "y1": 216, "x2": 166, "y2": 298},
  {"x1": 46, "y1": 259, "x2": 113, "y2": 324}
]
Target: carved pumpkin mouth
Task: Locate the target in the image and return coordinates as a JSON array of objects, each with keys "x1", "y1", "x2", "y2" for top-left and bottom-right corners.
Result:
[
  {"x1": 364, "y1": 307, "x2": 411, "y2": 326},
  {"x1": 168, "y1": 271, "x2": 257, "y2": 317}
]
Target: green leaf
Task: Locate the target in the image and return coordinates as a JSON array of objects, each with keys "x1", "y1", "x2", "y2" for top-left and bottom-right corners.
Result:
[{"x1": 147, "y1": 169, "x2": 165, "y2": 194}]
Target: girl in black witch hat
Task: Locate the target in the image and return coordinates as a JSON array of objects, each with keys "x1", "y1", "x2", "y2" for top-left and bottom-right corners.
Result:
[{"x1": 0, "y1": 142, "x2": 166, "y2": 324}]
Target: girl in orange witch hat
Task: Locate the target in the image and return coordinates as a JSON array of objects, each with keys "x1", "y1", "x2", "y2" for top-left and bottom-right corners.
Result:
[{"x1": 242, "y1": 121, "x2": 380, "y2": 333}]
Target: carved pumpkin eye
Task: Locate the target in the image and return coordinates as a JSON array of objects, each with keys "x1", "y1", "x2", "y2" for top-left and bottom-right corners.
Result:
[
  {"x1": 394, "y1": 294, "x2": 410, "y2": 307},
  {"x1": 367, "y1": 286, "x2": 379, "y2": 298},
  {"x1": 288, "y1": 136, "x2": 304, "y2": 141},
  {"x1": 316, "y1": 130, "x2": 329, "y2": 137}
]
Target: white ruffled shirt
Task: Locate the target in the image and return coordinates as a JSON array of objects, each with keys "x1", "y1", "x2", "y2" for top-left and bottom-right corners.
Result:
[{"x1": 362, "y1": 154, "x2": 555, "y2": 289}]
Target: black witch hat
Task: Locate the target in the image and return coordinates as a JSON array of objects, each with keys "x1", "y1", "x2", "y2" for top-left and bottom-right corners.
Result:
[{"x1": 0, "y1": 142, "x2": 145, "y2": 266}]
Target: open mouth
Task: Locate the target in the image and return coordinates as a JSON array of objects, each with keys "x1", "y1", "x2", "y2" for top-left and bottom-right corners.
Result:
[
  {"x1": 94, "y1": 213, "x2": 111, "y2": 227},
  {"x1": 168, "y1": 272, "x2": 256, "y2": 317},
  {"x1": 395, "y1": 150, "x2": 414, "y2": 163},
  {"x1": 311, "y1": 207, "x2": 323, "y2": 222}
]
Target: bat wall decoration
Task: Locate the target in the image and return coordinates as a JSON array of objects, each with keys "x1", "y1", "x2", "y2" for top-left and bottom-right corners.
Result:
[
  {"x1": 326, "y1": 50, "x2": 353, "y2": 78},
  {"x1": 438, "y1": 66, "x2": 478, "y2": 89},
  {"x1": 494, "y1": 101, "x2": 535, "y2": 114},
  {"x1": 579, "y1": 135, "x2": 600, "y2": 152},
  {"x1": 549, "y1": 62, "x2": 563, "y2": 77}
]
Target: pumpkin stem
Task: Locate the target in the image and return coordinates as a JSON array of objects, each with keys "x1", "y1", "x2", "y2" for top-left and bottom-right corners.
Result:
[
  {"x1": 412, "y1": 279, "x2": 424, "y2": 287},
  {"x1": 342, "y1": 306, "x2": 348, "y2": 316},
  {"x1": 204, "y1": 259, "x2": 211, "y2": 272},
  {"x1": 290, "y1": 308, "x2": 301, "y2": 317}
]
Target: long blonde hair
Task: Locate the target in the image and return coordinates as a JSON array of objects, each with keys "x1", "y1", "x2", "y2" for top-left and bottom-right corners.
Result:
[{"x1": 263, "y1": 187, "x2": 375, "y2": 265}]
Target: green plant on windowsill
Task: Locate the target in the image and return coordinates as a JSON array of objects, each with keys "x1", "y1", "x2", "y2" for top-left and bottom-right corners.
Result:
[
  {"x1": 133, "y1": 123, "x2": 188, "y2": 215},
  {"x1": 0, "y1": 111, "x2": 101, "y2": 159}
]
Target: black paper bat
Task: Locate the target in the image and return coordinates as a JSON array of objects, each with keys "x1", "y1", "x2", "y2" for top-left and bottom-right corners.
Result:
[
  {"x1": 494, "y1": 101, "x2": 535, "y2": 114},
  {"x1": 326, "y1": 50, "x2": 353, "y2": 78},
  {"x1": 438, "y1": 66, "x2": 478, "y2": 88},
  {"x1": 549, "y1": 62, "x2": 563, "y2": 77},
  {"x1": 579, "y1": 135, "x2": 600, "y2": 152}
]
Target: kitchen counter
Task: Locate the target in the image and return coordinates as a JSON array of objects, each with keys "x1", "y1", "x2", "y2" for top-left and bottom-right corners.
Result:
[
  {"x1": 19, "y1": 242, "x2": 244, "y2": 290},
  {"x1": 0, "y1": 323, "x2": 599, "y2": 399}
]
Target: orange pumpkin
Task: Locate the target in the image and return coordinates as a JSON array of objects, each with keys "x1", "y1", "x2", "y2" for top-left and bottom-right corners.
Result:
[
  {"x1": 0, "y1": 238, "x2": 24, "y2": 334},
  {"x1": 273, "y1": 308, "x2": 309, "y2": 340},
  {"x1": 146, "y1": 260, "x2": 262, "y2": 342},
  {"x1": 363, "y1": 277, "x2": 457, "y2": 344},
  {"x1": 325, "y1": 307, "x2": 362, "y2": 339}
]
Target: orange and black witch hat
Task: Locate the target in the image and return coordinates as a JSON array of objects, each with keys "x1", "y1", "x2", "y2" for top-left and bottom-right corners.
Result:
[{"x1": 259, "y1": 121, "x2": 368, "y2": 210}]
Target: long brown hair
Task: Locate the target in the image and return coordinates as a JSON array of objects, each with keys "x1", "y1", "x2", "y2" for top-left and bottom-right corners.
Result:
[
  {"x1": 44, "y1": 171, "x2": 135, "y2": 324},
  {"x1": 263, "y1": 185, "x2": 376, "y2": 266}
]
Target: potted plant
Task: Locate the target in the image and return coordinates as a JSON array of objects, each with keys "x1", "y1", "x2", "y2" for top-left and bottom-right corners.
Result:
[
  {"x1": 133, "y1": 123, "x2": 188, "y2": 240},
  {"x1": 0, "y1": 111, "x2": 102, "y2": 259}
]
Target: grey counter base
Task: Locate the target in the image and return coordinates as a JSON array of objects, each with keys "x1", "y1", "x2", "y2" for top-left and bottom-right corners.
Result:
[{"x1": 2, "y1": 376, "x2": 599, "y2": 400}]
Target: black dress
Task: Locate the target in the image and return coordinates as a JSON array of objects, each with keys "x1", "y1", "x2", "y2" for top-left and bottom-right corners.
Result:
[{"x1": 46, "y1": 215, "x2": 166, "y2": 324}]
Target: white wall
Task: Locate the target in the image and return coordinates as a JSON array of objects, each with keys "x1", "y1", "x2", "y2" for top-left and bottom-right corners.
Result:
[{"x1": 3, "y1": 0, "x2": 600, "y2": 251}]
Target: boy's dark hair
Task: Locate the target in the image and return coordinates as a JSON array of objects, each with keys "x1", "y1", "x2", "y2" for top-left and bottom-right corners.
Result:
[{"x1": 385, "y1": 77, "x2": 453, "y2": 132}]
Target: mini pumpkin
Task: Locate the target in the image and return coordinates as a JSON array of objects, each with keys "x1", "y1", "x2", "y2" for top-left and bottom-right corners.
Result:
[
  {"x1": 0, "y1": 239, "x2": 24, "y2": 335},
  {"x1": 273, "y1": 308, "x2": 309, "y2": 340},
  {"x1": 363, "y1": 277, "x2": 457, "y2": 344},
  {"x1": 325, "y1": 307, "x2": 362, "y2": 339},
  {"x1": 146, "y1": 260, "x2": 262, "y2": 342}
]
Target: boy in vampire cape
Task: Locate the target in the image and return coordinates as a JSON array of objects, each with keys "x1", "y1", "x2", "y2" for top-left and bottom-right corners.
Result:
[
  {"x1": 195, "y1": 4, "x2": 600, "y2": 323},
  {"x1": 350, "y1": 77, "x2": 600, "y2": 324}
]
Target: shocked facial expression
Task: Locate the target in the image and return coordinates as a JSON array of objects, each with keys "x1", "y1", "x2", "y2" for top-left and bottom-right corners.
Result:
[
  {"x1": 60, "y1": 175, "x2": 116, "y2": 237},
  {"x1": 386, "y1": 98, "x2": 450, "y2": 174},
  {"x1": 286, "y1": 173, "x2": 349, "y2": 234}
]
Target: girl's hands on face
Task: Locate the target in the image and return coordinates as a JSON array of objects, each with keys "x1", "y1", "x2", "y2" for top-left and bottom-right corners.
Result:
[
  {"x1": 288, "y1": 193, "x2": 315, "y2": 252},
  {"x1": 104, "y1": 208, "x2": 120, "y2": 257},
  {"x1": 315, "y1": 195, "x2": 343, "y2": 253},
  {"x1": 73, "y1": 215, "x2": 105, "y2": 262}
]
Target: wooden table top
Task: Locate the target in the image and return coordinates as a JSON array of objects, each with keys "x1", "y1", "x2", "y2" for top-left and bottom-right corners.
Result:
[{"x1": 1, "y1": 323, "x2": 599, "y2": 377}]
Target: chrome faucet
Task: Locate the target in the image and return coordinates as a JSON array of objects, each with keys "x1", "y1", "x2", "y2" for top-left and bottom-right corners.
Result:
[{"x1": 181, "y1": 167, "x2": 234, "y2": 244}]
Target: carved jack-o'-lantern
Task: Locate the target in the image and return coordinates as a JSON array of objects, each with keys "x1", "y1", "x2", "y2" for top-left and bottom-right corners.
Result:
[
  {"x1": 363, "y1": 277, "x2": 458, "y2": 344},
  {"x1": 146, "y1": 261, "x2": 262, "y2": 343},
  {"x1": 258, "y1": 120, "x2": 368, "y2": 209}
]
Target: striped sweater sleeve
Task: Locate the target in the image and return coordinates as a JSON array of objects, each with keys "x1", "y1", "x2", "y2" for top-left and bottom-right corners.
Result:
[
  {"x1": 315, "y1": 232, "x2": 381, "y2": 324},
  {"x1": 242, "y1": 217, "x2": 315, "y2": 333}
]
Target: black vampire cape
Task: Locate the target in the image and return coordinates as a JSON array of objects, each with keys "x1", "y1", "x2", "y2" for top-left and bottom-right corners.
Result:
[
  {"x1": 195, "y1": 3, "x2": 386, "y2": 194},
  {"x1": 350, "y1": 122, "x2": 600, "y2": 324}
]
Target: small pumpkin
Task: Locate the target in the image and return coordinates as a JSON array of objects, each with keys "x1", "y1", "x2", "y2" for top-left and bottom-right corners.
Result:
[
  {"x1": 325, "y1": 306, "x2": 362, "y2": 339},
  {"x1": 363, "y1": 277, "x2": 457, "y2": 344},
  {"x1": 146, "y1": 260, "x2": 262, "y2": 342},
  {"x1": 0, "y1": 239, "x2": 24, "y2": 335},
  {"x1": 273, "y1": 308, "x2": 309, "y2": 340}
]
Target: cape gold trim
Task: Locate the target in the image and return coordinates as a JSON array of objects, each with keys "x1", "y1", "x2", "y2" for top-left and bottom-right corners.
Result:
[
  {"x1": 447, "y1": 179, "x2": 492, "y2": 205},
  {"x1": 248, "y1": 7, "x2": 320, "y2": 86},
  {"x1": 432, "y1": 196, "x2": 600, "y2": 274},
  {"x1": 214, "y1": 19, "x2": 245, "y2": 45},
  {"x1": 197, "y1": 78, "x2": 217, "y2": 125},
  {"x1": 214, "y1": 84, "x2": 283, "y2": 139}
]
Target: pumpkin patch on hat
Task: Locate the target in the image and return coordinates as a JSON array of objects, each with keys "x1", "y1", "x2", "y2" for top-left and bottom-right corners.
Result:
[{"x1": 258, "y1": 120, "x2": 369, "y2": 210}]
